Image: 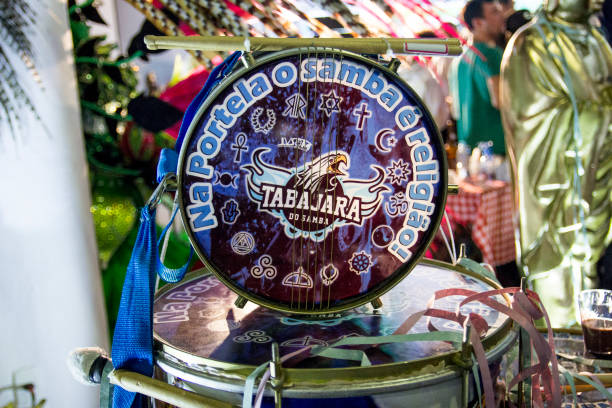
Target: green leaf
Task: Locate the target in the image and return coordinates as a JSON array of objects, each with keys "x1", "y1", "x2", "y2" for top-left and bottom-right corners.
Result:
[
  {"x1": 70, "y1": 20, "x2": 90, "y2": 47},
  {"x1": 81, "y1": 5, "x2": 107, "y2": 25},
  {"x1": 77, "y1": 36, "x2": 107, "y2": 58}
]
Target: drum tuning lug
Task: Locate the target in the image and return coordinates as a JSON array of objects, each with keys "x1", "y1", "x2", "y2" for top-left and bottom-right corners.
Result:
[
  {"x1": 520, "y1": 276, "x2": 528, "y2": 291},
  {"x1": 146, "y1": 173, "x2": 176, "y2": 210},
  {"x1": 270, "y1": 342, "x2": 285, "y2": 408},
  {"x1": 241, "y1": 52, "x2": 256, "y2": 68},
  {"x1": 387, "y1": 58, "x2": 401, "y2": 72},
  {"x1": 448, "y1": 184, "x2": 459, "y2": 195},
  {"x1": 458, "y1": 244, "x2": 467, "y2": 260},
  {"x1": 371, "y1": 298, "x2": 383, "y2": 309},
  {"x1": 234, "y1": 296, "x2": 248, "y2": 309}
]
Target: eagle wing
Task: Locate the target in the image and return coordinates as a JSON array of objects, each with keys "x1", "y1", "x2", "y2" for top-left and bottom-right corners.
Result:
[
  {"x1": 241, "y1": 148, "x2": 292, "y2": 208},
  {"x1": 342, "y1": 165, "x2": 390, "y2": 219}
]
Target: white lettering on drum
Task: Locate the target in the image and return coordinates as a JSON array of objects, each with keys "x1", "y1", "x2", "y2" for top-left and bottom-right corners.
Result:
[
  {"x1": 155, "y1": 277, "x2": 220, "y2": 324},
  {"x1": 166, "y1": 277, "x2": 219, "y2": 301},
  {"x1": 388, "y1": 126, "x2": 440, "y2": 262},
  {"x1": 154, "y1": 309, "x2": 189, "y2": 324}
]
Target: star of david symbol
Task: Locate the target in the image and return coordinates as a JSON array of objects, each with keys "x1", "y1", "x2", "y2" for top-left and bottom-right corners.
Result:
[{"x1": 318, "y1": 89, "x2": 343, "y2": 117}]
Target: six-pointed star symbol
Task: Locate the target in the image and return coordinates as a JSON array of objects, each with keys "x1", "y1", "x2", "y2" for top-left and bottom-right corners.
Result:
[{"x1": 318, "y1": 89, "x2": 343, "y2": 117}]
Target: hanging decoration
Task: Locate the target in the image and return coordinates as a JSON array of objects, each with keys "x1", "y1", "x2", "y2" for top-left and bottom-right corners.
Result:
[{"x1": 120, "y1": 0, "x2": 467, "y2": 70}]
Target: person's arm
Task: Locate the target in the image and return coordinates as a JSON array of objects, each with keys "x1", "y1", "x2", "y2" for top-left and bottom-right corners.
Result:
[{"x1": 487, "y1": 75, "x2": 501, "y2": 109}]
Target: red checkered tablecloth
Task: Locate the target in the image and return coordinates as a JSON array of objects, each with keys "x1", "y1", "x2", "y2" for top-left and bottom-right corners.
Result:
[{"x1": 445, "y1": 179, "x2": 516, "y2": 267}]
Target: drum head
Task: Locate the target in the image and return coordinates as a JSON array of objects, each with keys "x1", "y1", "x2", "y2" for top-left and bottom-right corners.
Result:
[
  {"x1": 178, "y1": 49, "x2": 447, "y2": 313},
  {"x1": 153, "y1": 261, "x2": 514, "y2": 398}
]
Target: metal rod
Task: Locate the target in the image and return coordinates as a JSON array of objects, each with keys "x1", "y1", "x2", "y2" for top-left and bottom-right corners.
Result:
[
  {"x1": 460, "y1": 324, "x2": 473, "y2": 408},
  {"x1": 109, "y1": 369, "x2": 231, "y2": 408},
  {"x1": 518, "y1": 277, "x2": 531, "y2": 408},
  {"x1": 144, "y1": 35, "x2": 463, "y2": 57},
  {"x1": 270, "y1": 343, "x2": 284, "y2": 408}
]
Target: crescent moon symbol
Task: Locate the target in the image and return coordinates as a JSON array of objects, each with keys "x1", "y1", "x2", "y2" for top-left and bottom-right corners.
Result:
[{"x1": 375, "y1": 128, "x2": 395, "y2": 153}]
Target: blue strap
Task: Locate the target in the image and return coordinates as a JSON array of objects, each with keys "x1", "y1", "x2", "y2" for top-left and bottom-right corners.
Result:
[
  {"x1": 156, "y1": 149, "x2": 179, "y2": 184},
  {"x1": 175, "y1": 51, "x2": 243, "y2": 153},
  {"x1": 111, "y1": 207, "x2": 157, "y2": 408},
  {"x1": 156, "y1": 51, "x2": 242, "y2": 182},
  {"x1": 113, "y1": 51, "x2": 243, "y2": 407},
  {"x1": 111, "y1": 206, "x2": 193, "y2": 407}
]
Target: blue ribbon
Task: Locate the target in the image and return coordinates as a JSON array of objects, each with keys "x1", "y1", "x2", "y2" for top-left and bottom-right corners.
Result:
[{"x1": 112, "y1": 51, "x2": 244, "y2": 407}]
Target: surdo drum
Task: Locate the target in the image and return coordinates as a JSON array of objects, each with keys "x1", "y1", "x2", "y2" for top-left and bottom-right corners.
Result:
[
  {"x1": 178, "y1": 48, "x2": 447, "y2": 313},
  {"x1": 163, "y1": 48, "x2": 516, "y2": 406},
  {"x1": 153, "y1": 261, "x2": 516, "y2": 406}
]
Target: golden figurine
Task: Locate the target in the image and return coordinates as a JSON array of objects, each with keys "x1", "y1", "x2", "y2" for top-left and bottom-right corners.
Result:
[{"x1": 500, "y1": 0, "x2": 611, "y2": 326}]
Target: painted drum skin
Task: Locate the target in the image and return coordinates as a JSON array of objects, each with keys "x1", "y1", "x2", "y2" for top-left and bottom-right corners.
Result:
[{"x1": 178, "y1": 49, "x2": 447, "y2": 313}]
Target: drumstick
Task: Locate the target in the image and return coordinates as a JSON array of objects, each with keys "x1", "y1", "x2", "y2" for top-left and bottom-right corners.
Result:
[
  {"x1": 109, "y1": 369, "x2": 232, "y2": 408},
  {"x1": 144, "y1": 35, "x2": 463, "y2": 56},
  {"x1": 68, "y1": 348, "x2": 231, "y2": 408}
]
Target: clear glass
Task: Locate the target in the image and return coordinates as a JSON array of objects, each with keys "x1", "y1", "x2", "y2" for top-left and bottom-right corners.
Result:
[
  {"x1": 478, "y1": 141, "x2": 495, "y2": 179},
  {"x1": 578, "y1": 289, "x2": 612, "y2": 358},
  {"x1": 456, "y1": 142, "x2": 470, "y2": 179}
]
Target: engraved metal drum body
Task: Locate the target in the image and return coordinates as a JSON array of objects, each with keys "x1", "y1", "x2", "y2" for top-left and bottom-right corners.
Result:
[
  {"x1": 177, "y1": 49, "x2": 447, "y2": 314},
  {"x1": 154, "y1": 261, "x2": 517, "y2": 406}
]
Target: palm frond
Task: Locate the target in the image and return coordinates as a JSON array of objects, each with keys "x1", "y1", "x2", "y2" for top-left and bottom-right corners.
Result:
[{"x1": 0, "y1": 0, "x2": 42, "y2": 140}]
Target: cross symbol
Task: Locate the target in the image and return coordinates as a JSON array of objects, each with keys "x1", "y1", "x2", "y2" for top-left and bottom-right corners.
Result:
[
  {"x1": 231, "y1": 132, "x2": 248, "y2": 162},
  {"x1": 352, "y1": 102, "x2": 371, "y2": 131}
]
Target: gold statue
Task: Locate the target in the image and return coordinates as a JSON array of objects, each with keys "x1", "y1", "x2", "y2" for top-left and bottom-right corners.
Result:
[{"x1": 500, "y1": 0, "x2": 611, "y2": 326}]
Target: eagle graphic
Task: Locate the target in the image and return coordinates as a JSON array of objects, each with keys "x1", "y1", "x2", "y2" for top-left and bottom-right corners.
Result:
[
  {"x1": 293, "y1": 151, "x2": 347, "y2": 193},
  {"x1": 242, "y1": 148, "x2": 390, "y2": 242}
]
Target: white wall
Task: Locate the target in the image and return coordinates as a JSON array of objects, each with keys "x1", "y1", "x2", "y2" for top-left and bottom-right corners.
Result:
[{"x1": 0, "y1": 0, "x2": 108, "y2": 406}]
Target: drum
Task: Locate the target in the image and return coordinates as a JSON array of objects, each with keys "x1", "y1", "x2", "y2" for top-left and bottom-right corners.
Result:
[
  {"x1": 153, "y1": 260, "x2": 517, "y2": 407},
  {"x1": 177, "y1": 48, "x2": 447, "y2": 314}
]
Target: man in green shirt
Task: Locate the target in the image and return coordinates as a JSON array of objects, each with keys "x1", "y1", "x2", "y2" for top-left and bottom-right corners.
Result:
[{"x1": 451, "y1": 0, "x2": 506, "y2": 156}]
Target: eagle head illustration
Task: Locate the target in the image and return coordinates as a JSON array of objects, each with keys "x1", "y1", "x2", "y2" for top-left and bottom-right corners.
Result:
[{"x1": 294, "y1": 152, "x2": 348, "y2": 193}]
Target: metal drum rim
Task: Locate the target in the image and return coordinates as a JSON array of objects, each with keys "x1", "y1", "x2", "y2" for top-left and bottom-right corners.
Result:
[
  {"x1": 156, "y1": 327, "x2": 517, "y2": 399},
  {"x1": 153, "y1": 259, "x2": 517, "y2": 396},
  {"x1": 176, "y1": 48, "x2": 449, "y2": 314}
]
